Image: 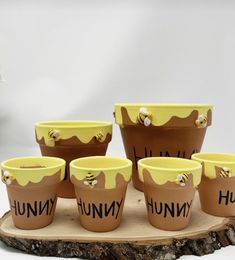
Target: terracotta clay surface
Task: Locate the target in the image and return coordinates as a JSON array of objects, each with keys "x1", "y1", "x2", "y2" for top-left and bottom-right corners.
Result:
[
  {"x1": 120, "y1": 108, "x2": 210, "y2": 191},
  {"x1": 143, "y1": 170, "x2": 196, "y2": 230},
  {"x1": 38, "y1": 134, "x2": 111, "y2": 198},
  {"x1": 6, "y1": 171, "x2": 61, "y2": 229},
  {"x1": 199, "y1": 174, "x2": 235, "y2": 217},
  {"x1": 1, "y1": 184, "x2": 235, "y2": 259},
  {"x1": 71, "y1": 173, "x2": 128, "y2": 232}
]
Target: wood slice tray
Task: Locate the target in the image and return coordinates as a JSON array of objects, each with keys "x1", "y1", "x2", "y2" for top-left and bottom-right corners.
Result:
[{"x1": 1, "y1": 185, "x2": 235, "y2": 259}]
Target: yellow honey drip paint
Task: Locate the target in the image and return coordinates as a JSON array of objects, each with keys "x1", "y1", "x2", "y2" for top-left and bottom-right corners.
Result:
[
  {"x1": 138, "y1": 157, "x2": 202, "y2": 187},
  {"x1": 192, "y1": 153, "x2": 235, "y2": 179},
  {"x1": 35, "y1": 121, "x2": 112, "y2": 147},
  {"x1": 1, "y1": 156, "x2": 65, "y2": 186},
  {"x1": 114, "y1": 103, "x2": 213, "y2": 126},
  {"x1": 70, "y1": 156, "x2": 132, "y2": 189}
]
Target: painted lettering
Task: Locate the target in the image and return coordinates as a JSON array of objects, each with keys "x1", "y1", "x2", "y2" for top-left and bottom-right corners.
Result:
[
  {"x1": 145, "y1": 196, "x2": 192, "y2": 218},
  {"x1": 10, "y1": 196, "x2": 56, "y2": 218},
  {"x1": 77, "y1": 198, "x2": 123, "y2": 219}
]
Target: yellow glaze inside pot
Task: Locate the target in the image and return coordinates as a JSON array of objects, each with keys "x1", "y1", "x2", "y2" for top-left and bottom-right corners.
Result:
[
  {"x1": 192, "y1": 153, "x2": 235, "y2": 179},
  {"x1": 70, "y1": 156, "x2": 132, "y2": 189},
  {"x1": 138, "y1": 157, "x2": 202, "y2": 187},
  {"x1": 1, "y1": 156, "x2": 65, "y2": 186}
]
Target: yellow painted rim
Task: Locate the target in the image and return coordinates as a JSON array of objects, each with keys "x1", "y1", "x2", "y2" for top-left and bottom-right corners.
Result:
[
  {"x1": 1, "y1": 156, "x2": 66, "y2": 186},
  {"x1": 138, "y1": 157, "x2": 201, "y2": 172},
  {"x1": 70, "y1": 156, "x2": 132, "y2": 171},
  {"x1": 115, "y1": 103, "x2": 213, "y2": 108},
  {"x1": 192, "y1": 153, "x2": 235, "y2": 164},
  {"x1": 114, "y1": 103, "x2": 213, "y2": 127},
  {"x1": 35, "y1": 120, "x2": 112, "y2": 128},
  {"x1": 138, "y1": 157, "x2": 202, "y2": 186},
  {"x1": 70, "y1": 156, "x2": 132, "y2": 189}
]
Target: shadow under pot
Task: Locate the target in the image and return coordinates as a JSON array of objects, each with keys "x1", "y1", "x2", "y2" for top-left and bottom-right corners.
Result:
[
  {"x1": 1, "y1": 156, "x2": 65, "y2": 230},
  {"x1": 35, "y1": 121, "x2": 112, "y2": 199},
  {"x1": 70, "y1": 156, "x2": 132, "y2": 232},
  {"x1": 114, "y1": 103, "x2": 212, "y2": 191},
  {"x1": 138, "y1": 157, "x2": 202, "y2": 231},
  {"x1": 192, "y1": 153, "x2": 235, "y2": 217}
]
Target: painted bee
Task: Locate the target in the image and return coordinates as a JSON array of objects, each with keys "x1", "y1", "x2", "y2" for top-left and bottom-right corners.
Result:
[
  {"x1": 48, "y1": 129, "x2": 60, "y2": 141},
  {"x1": 195, "y1": 114, "x2": 207, "y2": 128},
  {"x1": 137, "y1": 107, "x2": 152, "y2": 127},
  {"x1": 220, "y1": 167, "x2": 232, "y2": 178},
  {"x1": 96, "y1": 132, "x2": 104, "y2": 142},
  {"x1": 176, "y1": 173, "x2": 189, "y2": 187},
  {"x1": 1, "y1": 171, "x2": 15, "y2": 185},
  {"x1": 84, "y1": 172, "x2": 98, "y2": 188}
]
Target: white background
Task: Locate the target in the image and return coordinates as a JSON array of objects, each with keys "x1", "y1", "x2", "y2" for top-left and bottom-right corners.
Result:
[{"x1": 0, "y1": 0, "x2": 235, "y2": 259}]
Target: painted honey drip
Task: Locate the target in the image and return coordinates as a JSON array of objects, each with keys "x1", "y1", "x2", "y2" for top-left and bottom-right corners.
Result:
[
  {"x1": 139, "y1": 168, "x2": 201, "y2": 187},
  {"x1": 198, "y1": 165, "x2": 235, "y2": 179},
  {"x1": 1, "y1": 168, "x2": 64, "y2": 187},
  {"x1": 114, "y1": 104, "x2": 213, "y2": 127},
  {"x1": 1, "y1": 157, "x2": 65, "y2": 187},
  {"x1": 71, "y1": 169, "x2": 132, "y2": 190},
  {"x1": 35, "y1": 121, "x2": 112, "y2": 147}
]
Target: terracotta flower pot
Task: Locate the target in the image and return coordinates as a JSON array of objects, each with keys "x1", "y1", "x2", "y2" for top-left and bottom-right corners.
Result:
[
  {"x1": 114, "y1": 104, "x2": 212, "y2": 191},
  {"x1": 138, "y1": 157, "x2": 202, "y2": 230},
  {"x1": 192, "y1": 153, "x2": 235, "y2": 217},
  {"x1": 35, "y1": 121, "x2": 112, "y2": 198},
  {"x1": 70, "y1": 156, "x2": 132, "y2": 232},
  {"x1": 1, "y1": 156, "x2": 65, "y2": 230}
]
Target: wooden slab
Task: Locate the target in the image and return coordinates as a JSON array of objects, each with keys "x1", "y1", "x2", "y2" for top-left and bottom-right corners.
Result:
[{"x1": 1, "y1": 185, "x2": 235, "y2": 259}]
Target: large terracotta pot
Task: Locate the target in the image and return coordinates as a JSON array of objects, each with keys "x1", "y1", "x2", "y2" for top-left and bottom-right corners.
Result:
[{"x1": 114, "y1": 104, "x2": 212, "y2": 191}]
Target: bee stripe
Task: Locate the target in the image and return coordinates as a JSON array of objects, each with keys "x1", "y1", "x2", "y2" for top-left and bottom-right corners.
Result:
[{"x1": 220, "y1": 171, "x2": 229, "y2": 178}]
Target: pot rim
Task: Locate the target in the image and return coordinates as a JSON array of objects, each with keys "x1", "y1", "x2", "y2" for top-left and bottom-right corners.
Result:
[
  {"x1": 1, "y1": 156, "x2": 65, "y2": 171},
  {"x1": 138, "y1": 157, "x2": 202, "y2": 172},
  {"x1": 70, "y1": 156, "x2": 132, "y2": 172},
  {"x1": 115, "y1": 103, "x2": 213, "y2": 108},
  {"x1": 192, "y1": 152, "x2": 235, "y2": 165},
  {"x1": 35, "y1": 120, "x2": 112, "y2": 129}
]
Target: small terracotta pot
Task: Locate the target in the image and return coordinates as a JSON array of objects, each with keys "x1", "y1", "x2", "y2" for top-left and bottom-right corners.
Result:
[
  {"x1": 192, "y1": 153, "x2": 235, "y2": 217},
  {"x1": 114, "y1": 103, "x2": 212, "y2": 191},
  {"x1": 138, "y1": 157, "x2": 202, "y2": 230},
  {"x1": 70, "y1": 156, "x2": 132, "y2": 232},
  {"x1": 35, "y1": 121, "x2": 112, "y2": 198},
  {"x1": 1, "y1": 156, "x2": 65, "y2": 229}
]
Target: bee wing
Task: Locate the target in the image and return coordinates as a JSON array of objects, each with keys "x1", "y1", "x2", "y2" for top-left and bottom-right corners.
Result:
[
  {"x1": 198, "y1": 115, "x2": 204, "y2": 121},
  {"x1": 3, "y1": 171, "x2": 9, "y2": 177},
  {"x1": 53, "y1": 131, "x2": 60, "y2": 137},
  {"x1": 84, "y1": 181, "x2": 89, "y2": 186},
  {"x1": 144, "y1": 117, "x2": 151, "y2": 126},
  {"x1": 177, "y1": 175, "x2": 183, "y2": 181},
  {"x1": 140, "y1": 107, "x2": 147, "y2": 114},
  {"x1": 6, "y1": 179, "x2": 11, "y2": 185},
  {"x1": 92, "y1": 180, "x2": 98, "y2": 185}
]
